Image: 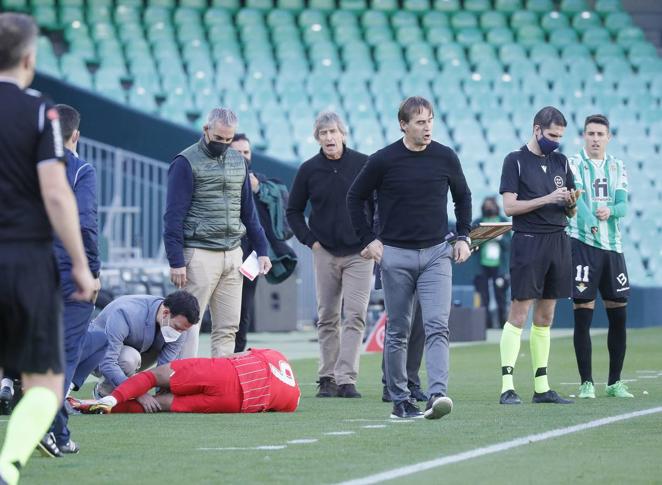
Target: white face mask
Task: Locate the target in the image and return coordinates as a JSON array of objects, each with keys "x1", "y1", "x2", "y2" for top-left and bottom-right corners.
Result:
[{"x1": 161, "y1": 315, "x2": 182, "y2": 343}]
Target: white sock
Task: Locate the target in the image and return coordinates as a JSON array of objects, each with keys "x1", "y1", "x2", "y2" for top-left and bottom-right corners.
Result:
[
  {"x1": 99, "y1": 396, "x2": 117, "y2": 407},
  {"x1": 65, "y1": 382, "x2": 74, "y2": 398},
  {"x1": 1, "y1": 378, "x2": 14, "y2": 395}
]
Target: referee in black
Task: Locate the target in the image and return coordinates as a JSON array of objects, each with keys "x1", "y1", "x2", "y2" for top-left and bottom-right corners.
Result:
[
  {"x1": 0, "y1": 13, "x2": 95, "y2": 484},
  {"x1": 497, "y1": 106, "x2": 579, "y2": 405}
]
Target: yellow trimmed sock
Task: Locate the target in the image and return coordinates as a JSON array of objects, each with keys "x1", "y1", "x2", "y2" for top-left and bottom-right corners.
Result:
[
  {"x1": 0, "y1": 387, "x2": 59, "y2": 485},
  {"x1": 500, "y1": 322, "x2": 522, "y2": 393},
  {"x1": 530, "y1": 324, "x2": 551, "y2": 394}
]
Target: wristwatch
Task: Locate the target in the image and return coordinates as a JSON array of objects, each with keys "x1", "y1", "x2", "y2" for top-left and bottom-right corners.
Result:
[{"x1": 457, "y1": 236, "x2": 472, "y2": 246}]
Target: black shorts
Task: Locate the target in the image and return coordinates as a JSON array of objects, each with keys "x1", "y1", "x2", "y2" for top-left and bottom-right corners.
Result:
[
  {"x1": 510, "y1": 231, "x2": 572, "y2": 300},
  {"x1": 571, "y1": 238, "x2": 630, "y2": 301},
  {"x1": 0, "y1": 242, "x2": 63, "y2": 374}
]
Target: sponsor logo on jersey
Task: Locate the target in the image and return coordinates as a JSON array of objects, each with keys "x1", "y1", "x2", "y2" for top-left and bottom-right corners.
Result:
[
  {"x1": 554, "y1": 175, "x2": 563, "y2": 187},
  {"x1": 617, "y1": 273, "x2": 628, "y2": 287},
  {"x1": 269, "y1": 361, "x2": 296, "y2": 387},
  {"x1": 541, "y1": 165, "x2": 547, "y2": 173}
]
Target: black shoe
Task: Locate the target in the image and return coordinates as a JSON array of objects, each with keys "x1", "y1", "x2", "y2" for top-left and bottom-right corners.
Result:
[
  {"x1": 337, "y1": 383, "x2": 361, "y2": 398},
  {"x1": 315, "y1": 377, "x2": 338, "y2": 398},
  {"x1": 390, "y1": 400, "x2": 423, "y2": 419},
  {"x1": 532, "y1": 389, "x2": 574, "y2": 404},
  {"x1": 423, "y1": 393, "x2": 453, "y2": 420},
  {"x1": 37, "y1": 432, "x2": 63, "y2": 458},
  {"x1": 0, "y1": 386, "x2": 12, "y2": 416},
  {"x1": 499, "y1": 389, "x2": 522, "y2": 405},
  {"x1": 408, "y1": 386, "x2": 428, "y2": 402},
  {"x1": 381, "y1": 385, "x2": 391, "y2": 403},
  {"x1": 58, "y1": 440, "x2": 80, "y2": 454}
]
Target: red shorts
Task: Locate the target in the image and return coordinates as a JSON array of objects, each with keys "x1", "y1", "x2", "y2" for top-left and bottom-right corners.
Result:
[{"x1": 169, "y1": 358, "x2": 242, "y2": 413}]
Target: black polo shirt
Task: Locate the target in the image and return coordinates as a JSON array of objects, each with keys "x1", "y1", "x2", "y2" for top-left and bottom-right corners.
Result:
[
  {"x1": 0, "y1": 79, "x2": 65, "y2": 243},
  {"x1": 499, "y1": 144, "x2": 575, "y2": 234}
]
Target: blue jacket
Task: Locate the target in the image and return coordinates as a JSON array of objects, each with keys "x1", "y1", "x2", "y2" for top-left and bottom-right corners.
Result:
[
  {"x1": 53, "y1": 149, "x2": 100, "y2": 298},
  {"x1": 90, "y1": 295, "x2": 187, "y2": 387}
]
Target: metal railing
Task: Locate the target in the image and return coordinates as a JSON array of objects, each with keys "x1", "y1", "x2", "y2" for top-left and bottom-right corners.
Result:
[{"x1": 78, "y1": 137, "x2": 168, "y2": 264}]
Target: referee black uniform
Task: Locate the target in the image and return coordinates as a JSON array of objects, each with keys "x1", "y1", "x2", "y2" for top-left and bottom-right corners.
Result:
[{"x1": 0, "y1": 78, "x2": 66, "y2": 374}]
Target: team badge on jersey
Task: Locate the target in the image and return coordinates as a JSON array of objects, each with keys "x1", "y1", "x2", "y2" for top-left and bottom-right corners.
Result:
[{"x1": 554, "y1": 175, "x2": 563, "y2": 187}]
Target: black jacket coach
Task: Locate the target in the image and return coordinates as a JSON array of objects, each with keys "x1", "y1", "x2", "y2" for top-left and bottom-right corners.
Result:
[{"x1": 287, "y1": 146, "x2": 370, "y2": 257}]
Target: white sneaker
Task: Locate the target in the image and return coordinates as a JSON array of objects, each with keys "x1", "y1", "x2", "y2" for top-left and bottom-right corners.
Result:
[{"x1": 424, "y1": 395, "x2": 453, "y2": 420}]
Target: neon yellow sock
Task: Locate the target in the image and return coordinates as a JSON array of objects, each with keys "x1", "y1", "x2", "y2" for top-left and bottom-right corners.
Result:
[
  {"x1": 530, "y1": 324, "x2": 551, "y2": 394},
  {"x1": 0, "y1": 387, "x2": 59, "y2": 485},
  {"x1": 500, "y1": 322, "x2": 522, "y2": 393}
]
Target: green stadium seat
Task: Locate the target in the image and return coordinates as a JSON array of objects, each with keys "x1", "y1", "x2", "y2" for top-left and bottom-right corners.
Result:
[
  {"x1": 456, "y1": 27, "x2": 483, "y2": 46},
  {"x1": 538, "y1": 58, "x2": 566, "y2": 82},
  {"x1": 404, "y1": 0, "x2": 430, "y2": 13},
  {"x1": 582, "y1": 27, "x2": 612, "y2": 51},
  {"x1": 486, "y1": 27, "x2": 514, "y2": 45},
  {"x1": 33, "y1": 6, "x2": 58, "y2": 29},
  {"x1": 277, "y1": 0, "x2": 305, "y2": 11},
  {"x1": 517, "y1": 25, "x2": 544, "y2": 46},
  {"x1": 604, "y1": 11, "x2": 631, "y2": 33},
  {"x1": 464, "y1": 0, "x2": 490, "y2": 12},
  {"x1": 114, "y1": 5, "x2": 141, "y2": 24},
  {"x1": 480, "y1": 11, "x2": 507, "y2": 30},
  {"x1": 525, "y1": 0, "x2": 553, "y2": 13},
  {"x1": 433, "y1": 0, "x2": 460, "y2": 12},
  {"x1": 595, "y1": 0, "x2": 623, "y2": 14},
  {"x1": 335, "y1": 24, "x2": 363, "y2": 44},
  {"x1": 246, "y1": 0, "x2": 274, "y2": 10},
  {"x1": 361, "y1": 9, "x2": 388, "y2": 28},
  {"x1": 179, "y1": 0, "x2": 208, "y2": 9},
  {"x1": 148, "y1": 0, "x2": 175, "y2": 6},
  {"x1": 560, "y1": 0, "x2": 589, "y2": 14},
  {"x1": 211, "y1": 0, "x2": 241, "y2": 11},
  {"x1": 451, "y1": 12, "x2": 478, "y2": 30},
  {"x1": 638, "y1": 58, "x2": 662, "y2": 83},
  {"x1": 426, "y1": 26, "x2": 454, "y2": 45},
  {"x1": 468, "y1": 42, "x2": 496, "y2": 64},
  {"x1": 128, "y1": 87, "x2": 158, "y2": 113},
  {"x1": 60, "y1": 6, "x2": 84, "y2": 25},
  {"x1": 548, "y1": 27, "x2": 579, "y2": 48},
  {"x1": 365, "y1": 26, "x2": 394, "y2": 45},
  {"x1": 1, "y1": 0, "x2": 29, "y2": 12},
  {"x1": 422, "y1": 11, "x2": 449, "y2": 29},
  {"x1": 87, "y1": 5, "x2": 112, "y2": 23},
  {"x1": 602, "y1": 57, "x2": 632, "y2": 82},
  {"x1": 561, "y1": 43, "x2": 590, "y2": 61},
  {"x1": 495, "y1": 0, "x2": 522, "y2": 13},
  {"x1": 204, "y1": 8, "x2": 233, "y2": 26},
  {"x1": 267, "y1": 9, "x2": 295, "y2": 27},
  {"x1": 499, "y1": 42, "x2": 527, "y2": 64},
  {"x1": 594, "y1": 42, "x2": 624, "y2": 66},
  {"x1": 436, "y1": 42, "x2": 465, "y2": 63},
  {"x1": 339, "y1": 0, "x2": 367, "y2": 12},
  {"x1": 540, "y1": 12, "x2": 569, "y2": 31},
  {"x1": 474, "y1": 59, "x2": 504, "y2": 82},
  {"x1": 628, "y1": 41, "x2": 658, "y2": 68},
  {"x1": 391, "y1": 11, "x2": 419, "y2": 28},
  {"x1": 298, "y1": 9, "x2": 326, "y2": 27},
  {"x1": 397, "y1": 26, "x2": 424, "y2": 45},
  {"x1": 616, "y1": 26, "x2": 645, "y2": 48},
  {"x1": 308, "y1": 0, "x2": 336, "y2": 11},
  {"x1": 510, "y1": 10, "x2": 538, "y2": 30},
  {"x1": 330, "y1": 9, "x2": 358, "y2": 27},
  {"x1": 144, "y1": 6, "x2": 171, "y2": 25},
  {"x1": 572, "y1": 12, "x2": 603, "y2": 33}
]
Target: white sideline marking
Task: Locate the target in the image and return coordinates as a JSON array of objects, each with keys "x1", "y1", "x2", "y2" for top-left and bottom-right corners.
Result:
[
  {"x1": 199, "y1": 445, "x2": 286, "y2": 451},
  {"x1": 324, "y1": 431, "x2": 355, "y2": 436},
  {"x1": 287, "y1": 439, "x2": 318, "y2": 444},
  {"x1": 362, "y1": 425, "x2": 387, "y2": 429},
  {"x1": 337, "y1": 407, "x2": 662, "y2": 485},
  {"x1": 639, "y1": 376, "x2": 659, "y2": 379},
  {"x1": 345, "y1": 419, "x2": 392, "y2": 423}
]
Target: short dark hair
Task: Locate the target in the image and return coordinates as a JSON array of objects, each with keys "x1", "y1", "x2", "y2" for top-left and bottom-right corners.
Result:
[
  {"x1": 398, "y1": 96, "x2": 434, "y2": 125},
  {"x1": 232, "y1": 132, "x2": 250, "y2": 144},
  {"x1": 584, "y1": 114, "x2": 610, "y2": 132},
  {"x1": 0, "y1": 13, "x2": 38, "y2": 71},
  {"x1": 55, "y1": 104, "x2": 80, "y2": 142},
  {"x1": 163, "y1": 290, "x2": 200, "y2": 325},
  {"x1": 533, "y1": 106, "x2": 567, "y2": 130}
]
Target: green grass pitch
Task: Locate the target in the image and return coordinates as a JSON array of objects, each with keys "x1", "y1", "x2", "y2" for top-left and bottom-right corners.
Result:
[{"x1": 5, "y1": 327, "x2": 662, "y2": 484}]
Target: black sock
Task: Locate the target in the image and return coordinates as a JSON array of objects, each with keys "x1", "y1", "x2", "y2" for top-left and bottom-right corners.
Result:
[
  {"x1": 573, "y1": 308, "x2": 594, "y2": 383},
  {"x1": 607, "y1": 306, "x2": 627, "y2": 386}
]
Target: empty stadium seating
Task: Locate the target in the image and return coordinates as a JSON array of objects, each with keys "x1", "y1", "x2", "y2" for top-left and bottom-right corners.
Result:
[{"x1": 1, "y1": 0, "x2": 660, "y2": 285}]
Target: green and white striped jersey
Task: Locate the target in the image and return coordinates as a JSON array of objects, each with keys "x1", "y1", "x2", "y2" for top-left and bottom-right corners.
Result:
[{"x1": 566, "y1": 149, "x2": 628, "y2": 253}]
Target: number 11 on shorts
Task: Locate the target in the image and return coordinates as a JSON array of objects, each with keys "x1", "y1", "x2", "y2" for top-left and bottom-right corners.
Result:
[{"x1": 575, "y1": 265, "x2": 589, "y2": 282}]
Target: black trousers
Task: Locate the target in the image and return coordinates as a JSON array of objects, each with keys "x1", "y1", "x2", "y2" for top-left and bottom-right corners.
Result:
[
  {"x1": 475, "y1": 266, "x2": 508, "y2": 329},
  {"x1": 235, "y1": 276, "x2": 258, "y2": 353}
]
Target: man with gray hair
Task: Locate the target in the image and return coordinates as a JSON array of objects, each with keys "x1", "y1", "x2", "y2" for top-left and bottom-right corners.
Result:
[
  {"x1": 164, "y1": 108, "x2": 271, "y2": 358},
  {"x1": 287, "y1": 112, "x2": 373, "y2": 398},
  {"x1": 348, "y1": 96, "x2": 472, "y2": 419}
]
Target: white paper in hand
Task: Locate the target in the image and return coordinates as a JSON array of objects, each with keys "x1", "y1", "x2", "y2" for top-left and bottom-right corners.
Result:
[{"x1": 240, "y1": 251, "x2": 260, "y2": 281}]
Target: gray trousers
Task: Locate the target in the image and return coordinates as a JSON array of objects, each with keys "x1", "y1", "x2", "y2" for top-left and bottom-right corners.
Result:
[
  {"x1": 96, "y1": 345, "x2": 159, "y2": 396},
  {"x1": 381, "y1": 242, "x2": 453, "y2": 403},
  {"x1": 381, "y1": 298, "x2": 425, "y2": 389}
]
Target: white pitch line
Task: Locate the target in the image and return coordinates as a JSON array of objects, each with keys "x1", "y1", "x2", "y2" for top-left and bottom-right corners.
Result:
[
  {"x1": 199, "y1": 445, "x2": 287, "y2": 451},
  {"x1": 639, "y1": 376, "x2": 659, "y2": 379},
  {"x1": 287, "y1": 439, "x2": 318, "y2": 444},
  {"x1": 362, "y1": 425, "x2": 387, "y2": 429},
  {"x1": 324, "y1": 431, "x2": 355, "y2": 436},
  {"x1": 337, "y1": 407, "x2": 662, "y2": 485}
]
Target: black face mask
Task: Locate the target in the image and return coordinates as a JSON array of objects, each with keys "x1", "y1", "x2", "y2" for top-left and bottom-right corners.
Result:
[
  {"x1": 205, "y1": 137, "x2": 230, "y2": 158},
  {"x1": 483, "y1": 208, "x2": 498, "y2": 217}
]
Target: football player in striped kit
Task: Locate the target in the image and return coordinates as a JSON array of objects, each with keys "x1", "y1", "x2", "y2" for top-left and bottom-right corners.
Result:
[
  {"x1": 567, "y1": 114, "x2": 633, "y2": 400},
  {"x1": 72, "y1": 349, "x2": 300, "y2": 414}
]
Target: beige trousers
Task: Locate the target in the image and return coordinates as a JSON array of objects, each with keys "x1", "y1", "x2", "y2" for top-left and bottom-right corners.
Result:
[
  {"x1": 179, "y1": 246, "x2": 244, "y2": 358},
  {"x1": 313, "y1": 246, "x2": 374, "y2": 385}
]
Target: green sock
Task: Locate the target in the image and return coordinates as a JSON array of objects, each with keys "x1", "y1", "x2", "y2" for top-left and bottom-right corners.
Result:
[
  {"x1": 0, "y1": 387, "x2": 59, "y2": 485},
  {"x1": 530, "y1": 324, "x2": 551, "y2": 394},
  {"x1": 500, "y1": 322, "x2": 522, "y2": 393}
]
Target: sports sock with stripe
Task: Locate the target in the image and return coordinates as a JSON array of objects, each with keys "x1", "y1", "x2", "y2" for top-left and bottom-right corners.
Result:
[
  {"x1": 500, "y1": 322, "x2": 522, "y2": 393},
  {"x1": 0, "y1": 387, "x2": 59, "y2": 485},
  {"x1": 530, "y1": 324, "x2": 551, "y2": 394}
]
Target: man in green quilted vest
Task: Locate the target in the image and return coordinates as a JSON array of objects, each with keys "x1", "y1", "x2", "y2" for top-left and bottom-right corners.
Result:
[{"x1": 164, "y1": 108, "x2": 271, "y2": 358}]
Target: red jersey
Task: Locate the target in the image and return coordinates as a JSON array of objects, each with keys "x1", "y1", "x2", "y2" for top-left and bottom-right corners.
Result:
[{"x1": 229, "y1": 348, "x2": 300, "y2": 413}]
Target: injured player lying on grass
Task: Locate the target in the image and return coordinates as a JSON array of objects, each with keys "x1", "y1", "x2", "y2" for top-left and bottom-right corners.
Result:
[{"x1": 71, "y1": 348, "x2": 300, "y2": 414}]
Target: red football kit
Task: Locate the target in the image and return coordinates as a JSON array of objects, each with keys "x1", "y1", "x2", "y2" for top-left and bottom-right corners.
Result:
[{"x1": 112, "y1": 348, "x2": 300, "y2": 414}]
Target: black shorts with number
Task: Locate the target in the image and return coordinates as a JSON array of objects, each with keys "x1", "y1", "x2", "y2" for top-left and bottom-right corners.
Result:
[
  {"x1": 571, "y1": 238, "x2": 630, "y2": 301},
  {"x1": 0, "y1": 242, "x2": 63, "y2": 374},
  {"x1": 510, "y1": 231, "x2": 572, "y2": 300}
]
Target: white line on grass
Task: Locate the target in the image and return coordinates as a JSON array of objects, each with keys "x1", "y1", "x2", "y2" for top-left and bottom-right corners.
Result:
[
  {"x1": 287, "y1": 439, "x2": 318, "y2": 444},
  {"x1": 337, "y1": 406, "x2": 662, "y2": 485},
  {"x1": 639, "y1": 376, "x2": 659, "y2": 379},
  {"x1": 324, "y1": 431, "x2": 355, "y2": 436},
  {"x1": 199, "y1": 445, "x2": 287, "y2": 451},
  {"x1": 362, "y1": 425, "x2": 387, "y2": 429}
]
